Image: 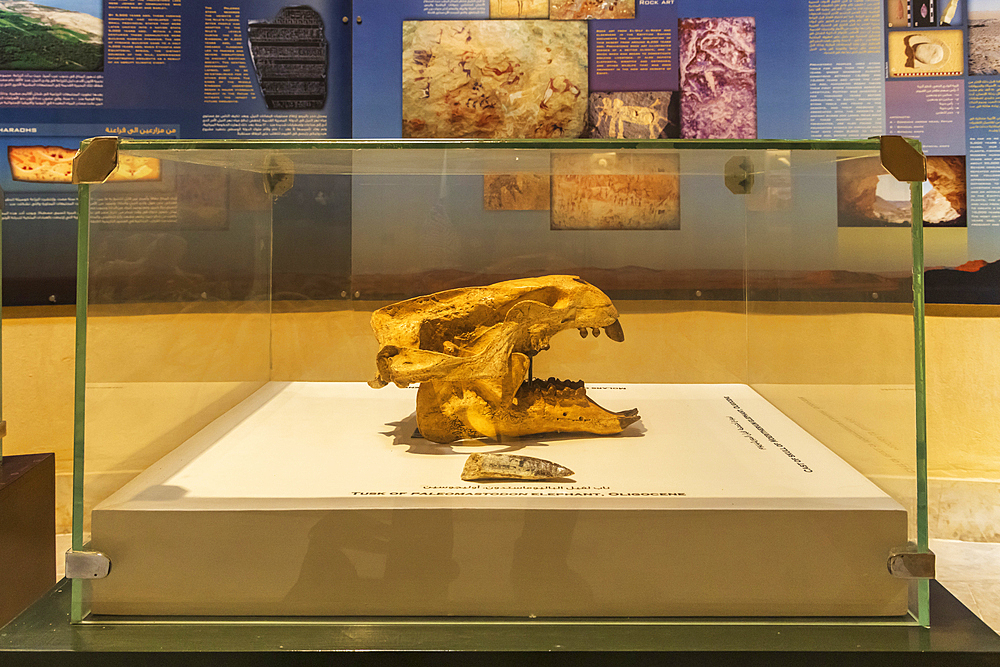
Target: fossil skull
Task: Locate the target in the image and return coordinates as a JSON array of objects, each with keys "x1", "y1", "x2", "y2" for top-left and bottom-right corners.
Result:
[{"x1": 368, "y1": 275, "x2": 640, "y2": 444}]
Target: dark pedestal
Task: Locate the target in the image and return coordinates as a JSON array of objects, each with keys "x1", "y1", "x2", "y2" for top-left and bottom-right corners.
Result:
[
  {"x1": 1, "y1": 579, "x2": 998, "y2": 666},
  {"x1": 0, "y1": 453, "x2": 55, "y2": 628}
]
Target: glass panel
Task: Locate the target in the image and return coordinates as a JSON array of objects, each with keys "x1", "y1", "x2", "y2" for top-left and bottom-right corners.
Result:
[
  {"x1": 746, "y1": 146, "x2": 926, "y2": 623},
  {"x1": 73, "y1": 152, "x2": 273, "y2": 620},
  {"x1": 72, "y1": 139, "x2": 925, "y2": 627}
]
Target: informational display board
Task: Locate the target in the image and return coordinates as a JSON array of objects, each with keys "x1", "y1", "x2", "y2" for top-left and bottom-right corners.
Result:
[{"x1": 0, "y1": 0, "x2": 996, "y2": 303}]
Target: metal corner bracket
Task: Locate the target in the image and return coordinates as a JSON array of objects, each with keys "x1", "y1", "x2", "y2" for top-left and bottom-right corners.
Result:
[
  {"x1": 879, "y1": 135, "x2": 926, "y2": 183},
  {"x1": 72, "y1": 136, "x2": 120, "y2": 184},
  {"x1": 65, "y1": 549, "x2": 112, "y2": 579},
  {"x1": 888, "y1": 543, "x2": 935, "y2": 579},
  {"x1": 263, "y1": 153, "x2": 294, "y2": 197},
  {"x1": 724, "y1": 155, "x2": 755, "y2": 195}
]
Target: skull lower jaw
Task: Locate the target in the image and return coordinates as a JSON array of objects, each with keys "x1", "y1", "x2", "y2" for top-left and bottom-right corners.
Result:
[{"x1": 415, "y1": 378, "x2": 640, "y2": 444}]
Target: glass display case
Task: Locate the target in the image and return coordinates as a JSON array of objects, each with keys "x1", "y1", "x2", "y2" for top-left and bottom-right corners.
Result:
[{"x1": 68, "y1": 137, "x2": 930, "y2": 627}]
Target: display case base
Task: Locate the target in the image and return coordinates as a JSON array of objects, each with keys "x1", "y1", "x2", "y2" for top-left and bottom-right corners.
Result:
[{"x1": 86, "y1": 382, "x2": 909, "y2": 617}]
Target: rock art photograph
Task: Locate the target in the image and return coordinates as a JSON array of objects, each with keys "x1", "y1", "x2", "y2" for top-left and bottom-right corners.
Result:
[
  {"x1": 549, "y1": 0, "x2": 634, "y2": 20},
  {"x1": 484, "y1": 173, "x2": 551, "y2": 210},
  {"x1": 490, "y1": 0, "x2": 548, "y2": 18},
  {"x1": 550, "y1": 152, "x2": 680, "y2": 230},
  {"x1": 679, "y1": 17, "x2": 756, "y2": 139},
  {"x1": 837, "y1": 155, "x2": 967, "y2": 227},
  {"x1": 402, "y1": 20, "x2": 588, "y2": 138},
  {"x1": 583, "y1": 92, "x2": 679, "y2": 139},
  {"x1": 969, "y1": 1, "x2": 1000, "y2": 74}
]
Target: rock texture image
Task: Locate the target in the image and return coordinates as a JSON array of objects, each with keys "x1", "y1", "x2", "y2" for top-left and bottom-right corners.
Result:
[
  {"x1": 402, "y1": 20, "x2": 588, "y2": 138},
  {"x1": 549, "y1": 0, "x2": 634, "y2": 20},
  {"x1": 584, "y1": 92, "x2": 679, "y2": 139},
  {"x1": 551, "y1": 153, "x2": 680, "y2": 230},
  {"x1": 248, "y1": 6, "x2": 328, "y2": 110},
  {"x1": 925, "y1": 155, "x2": 967, "y2": 226},
  {"x1": 679, "y1": 17, "x2": 756, "y2": 139}
]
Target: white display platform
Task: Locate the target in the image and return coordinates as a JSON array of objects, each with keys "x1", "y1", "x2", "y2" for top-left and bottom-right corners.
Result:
[{"x1": 90, "y1": 382, "x2": 909, "y2": 617}]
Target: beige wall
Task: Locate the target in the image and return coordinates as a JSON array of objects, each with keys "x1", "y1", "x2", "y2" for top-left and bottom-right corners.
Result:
[{"x1": 3, "y1": 303, "x2": 998, "y2": 540}]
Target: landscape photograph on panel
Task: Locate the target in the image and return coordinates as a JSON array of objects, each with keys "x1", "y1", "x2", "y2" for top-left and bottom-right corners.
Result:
[
  {"x1": 402, "y1": 20, "x2": 588, "y2": 138},
  {"x1": 0, "y1": 0, "x2": 102, "y2": 70},
  {"x1": 679, "y1": 17, "x2": 757, "y2": 139},
  {"x1": 837, "y1": 154, "x2": 967, "y2": 227},
  {"x1": 969, "y1": 0, "x2": 1000, "y2": 74},
  {"x1": 550, "y1": 152, "x2": 680, "y2": 230}
]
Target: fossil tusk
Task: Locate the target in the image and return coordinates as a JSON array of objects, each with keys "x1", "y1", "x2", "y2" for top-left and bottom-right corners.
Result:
[{"x1": 461, "y1": 453, "x2": 574, "y2": 481}]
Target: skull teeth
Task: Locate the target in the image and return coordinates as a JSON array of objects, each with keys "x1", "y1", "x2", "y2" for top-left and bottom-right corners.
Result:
[{"x1": 518, "y1": 377, "x2": 588, "y2": 400}]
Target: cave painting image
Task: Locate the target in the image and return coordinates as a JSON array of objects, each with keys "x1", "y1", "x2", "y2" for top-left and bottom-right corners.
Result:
[
  {"x1": 549, "y1": 0, "x2": 634, "y2": 20},
  {"x1": 888, "y1": 30, "x2": 964, "y2": 76},
  {"x1": 584, "y1": 92, "x2": 679, "y2": 139},
  {"x1": 484, "y1": 173, "x2": 551, "y2": 210},
  {"x1": 551, "y1": 153, "x2": 680, "y2": 230},
  {"x1": 679, "y1": 18, "x2": 756, "y2": 139},
  {"x1": 837, "y1": 155, "x2": 967, "y2": 227},
  {"x1": 490, "y1": 0, "x2": 547, "y2": 18},
  {"x1": 402, "y1": 21, "x2": 588, "y2": 138},
  {"x1": 969, "y1": 0, "x2": 1000, "y2": 74},
  {"x1": 0, "y1": 0, "x2": 103, "y2": 71}
]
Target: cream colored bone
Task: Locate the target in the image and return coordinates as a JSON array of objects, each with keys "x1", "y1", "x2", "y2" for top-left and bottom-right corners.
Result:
[{"x1": 368, "y1": 275, "x2": 639, "y2": 444}]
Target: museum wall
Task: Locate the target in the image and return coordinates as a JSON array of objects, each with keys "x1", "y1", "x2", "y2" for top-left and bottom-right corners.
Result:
[{"x1": 2, "y1": 303, "x2": 998, "y2": 540}]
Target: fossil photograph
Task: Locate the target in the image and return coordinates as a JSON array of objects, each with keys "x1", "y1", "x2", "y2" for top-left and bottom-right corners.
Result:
[
  {"x1": 837, "y1": 155, "x2": 967, "y2": 227},
  {"x1": 549, "y1": 0, "x2": 635, "y2": 20},
  {"x1": 583, "y1": 91, "x2": 679, "y2": 139},
  {"x1": 402, "y1": 20, "x2": 588, "y2": 138},
  {"x1": 969, "y1": 0, "x2": 1000, "y2": 74},
  {"x1": 550, "y1": 153, "x2": 680, "y2": 230},
  {"x1": 489, "y1": 0, "x2": 548, "y2": 18},
  {"x1": 679, "y1": 17, "x2": 757, "y2": 139},
  {"x1": 888, "y1": 29, "x2": 964, "y2": 76},
  {"x1": 886, "y1": 0, "x2": 909, "y2": 27},
  {"x1": 483, "y1": 173, "x2": 551, "y2": 210}
]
